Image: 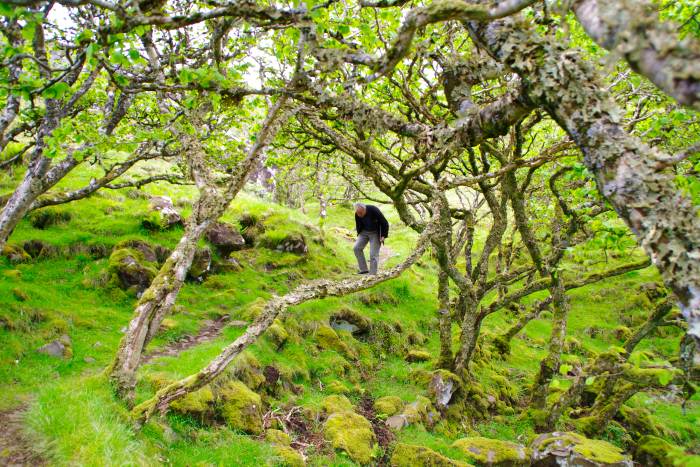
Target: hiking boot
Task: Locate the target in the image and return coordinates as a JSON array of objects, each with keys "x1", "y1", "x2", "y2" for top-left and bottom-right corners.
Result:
[{"x1": 357, "y1": 270, "x2": 369, "y2": 275}]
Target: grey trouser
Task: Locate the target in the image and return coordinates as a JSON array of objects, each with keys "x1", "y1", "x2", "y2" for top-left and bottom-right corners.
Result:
[{"x1": 354, "y1": 231, "x2": 381, "y2": 274}]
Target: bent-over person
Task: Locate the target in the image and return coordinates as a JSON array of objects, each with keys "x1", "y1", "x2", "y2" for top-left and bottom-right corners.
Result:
[{"x1": 353, "y1": 203, "x2": 389, "y2": 275}]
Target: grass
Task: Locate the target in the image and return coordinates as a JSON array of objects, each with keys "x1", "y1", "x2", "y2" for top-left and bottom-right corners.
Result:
[{"x1": 1, "y1": 164, "x2": 699, "y2": 465}]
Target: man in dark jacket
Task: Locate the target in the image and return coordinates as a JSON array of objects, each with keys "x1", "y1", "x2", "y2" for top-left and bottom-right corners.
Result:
[{"x1": 353, "y1": 203, "x2": 389, "y2": 274}]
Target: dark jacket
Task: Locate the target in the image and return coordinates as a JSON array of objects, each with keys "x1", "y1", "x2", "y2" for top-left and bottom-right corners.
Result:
[{"x1": 355, "y1": 205, "x2": 390, "y2": 238}]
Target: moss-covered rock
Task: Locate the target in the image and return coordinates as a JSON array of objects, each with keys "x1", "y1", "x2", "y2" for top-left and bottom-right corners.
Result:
[
  {"x1": 323, "y1": 411, "x2": 377, "y2": 465},
  {"x1": 406, "y1": 349, "x2": 432, "y2": 363},
  {"x1": 108, "y1": 248, "x2": 157, "y2": 293},
  {"x1": 390, "y1": 443, "x2": 471, "y2": 467},
  {"x1": 171, "y1": 385, "x2": 214, "y2": 421},
  {"x1": 143, "y1": 196, "x2": 182, "y2": 230},
  {"x1": 273, "y1": 445, "x2": 305, "y2": 466},
  {"x1": 114, "y1": 239, "x2": 158, "y2": 262},
  {"x1": 218, "y1": 380, "x2": 264, "y2": 435},
  {"x1": 28, "y1": 208, "x2": 71, "y2": 229},
  {"x1": 530, "y1": 432, "x2": 632, "y2": 466},
  {"x1": 266, "y1": 429, "x2": 291, "y2": 446},
  {"x1": 387, "y1": 396, "x2": 438, "y2": 431},
  {"x1": 453, "y1": 437, "x2": 529, "y2": 466},
  {"x1": 633, "y1": 435, "x2": 677, "y2": 467},
  {"x1": 374, "y1": 396, "x2": 404, "y2": 417},
  {"x1": 617, "y1": 405, "x2": 663, "y2": 439},
  {"x1": 188, "y1": 247, "x2": 212, "y2": 281},
  {"x1": 320, "y1": 395, "x2": 353, "y2": 415},
  {"x1": 228, "y1": 351, "x2": 266, "y2": 390},
  {"x1": 315, "y1": 324, "x2": 356, "y2": 359}
]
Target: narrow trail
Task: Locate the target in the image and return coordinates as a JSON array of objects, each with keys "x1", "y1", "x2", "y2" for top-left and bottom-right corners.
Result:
[
  {"x1": 0, "y1": 404, "x2": 45, "y2": 466},
  {"x1": 142, "y1": 314, "x2": 240, "y2": 364}
]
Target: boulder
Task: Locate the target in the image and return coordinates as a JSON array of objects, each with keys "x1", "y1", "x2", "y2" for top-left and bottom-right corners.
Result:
[
  {"x1": 406, "y1": 349, "x2": 431, "y2": 363},
  {"x1": 260, "y1": 231, "x2": 308, "y2": 255},
  {"x1": 323, "y1": 411, "x2": 377, "y2": 465},
  {"x1": 114, "y1": 239, "x2": 158, "y2": 262},
  {"x1": 530, "y1": 432, "x2": 633, "y2": 467},
  {"x1": 265, "y1": 319, "x2": 289, "y2": 349},
  {"x1": 2, "y1": 244, "x2": 30, "y2": 263},
  {"x1": 320, "y1": 395, "x2": 353, "y2": 415},
  {"x1": 452, "y1": 437, "x2": 529, "y2": 466},
  {"x1": 429, "y1": 370, "x2": 462, "y2": 409},
  {"x1": 108, "y1": 248, "x2": 157, "y2": 292},
  {"x1": 188, "y1": 247, "x2": 212, "y2": 281},
  {"x1": 390, "y1": 443, "x2": 471, "y2": 467},
  {"x1": 265, "y1": 429, "x2": 291, "y2": 446},
  {"x1": 37, "y1": 334, "x2": 72, "y2": 358},
  {"x1": 219, "y1": 380, "x2": 264, "y2": 435},
  {"x1": 206, "y1": 222, "x2": 246, "y2": 256},
  {"x1": 374, "y1": 396, "x2": 404, "y2": 418},
  {"x1": 143, "y1": 196, "x2": 182, "y2": 230},
  {"x1": 633, "y1": 435, "x2": 677, "y2": 467}
]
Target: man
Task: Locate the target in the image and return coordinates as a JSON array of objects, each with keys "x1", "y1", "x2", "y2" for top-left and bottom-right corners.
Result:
[{"x1": 353, "y1": 202, "x2": 389, "y2": 275}]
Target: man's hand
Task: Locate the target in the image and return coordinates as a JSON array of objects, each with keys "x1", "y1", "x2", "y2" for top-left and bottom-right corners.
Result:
[{"x1": 380, "y1": 236, "x2": 385, "y2": 244}]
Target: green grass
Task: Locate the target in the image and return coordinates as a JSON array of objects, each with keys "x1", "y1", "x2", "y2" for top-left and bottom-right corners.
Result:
[{"x1": 1, "y1": 165, "x2": 699, "y2": 465}]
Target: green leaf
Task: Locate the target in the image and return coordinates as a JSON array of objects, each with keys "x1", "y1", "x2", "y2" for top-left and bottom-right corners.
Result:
[
  {"x1": 657, "y1": 370, "x2": 674, "y2": 386},
  {"x1": 559, "y1": 364, "x2": 573, "y2": 375},
  {"x1": 585, "y1": 376, "x2": 595, "y2": 386},
  {"x1": 42, "y1": 82, "x2": 71, "y2": 99}
]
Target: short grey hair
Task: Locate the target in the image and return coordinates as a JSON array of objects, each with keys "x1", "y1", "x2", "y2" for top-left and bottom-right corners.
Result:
[{"x1": 353, "y1": 202, "x2": 366, "y2": 210}]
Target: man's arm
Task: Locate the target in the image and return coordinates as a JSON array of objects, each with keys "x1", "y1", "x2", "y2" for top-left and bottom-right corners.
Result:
[
  {"x1": 355, "y1": 214, "x2": 362, "y2": 235},
  {"x1": 378, "y1": 209, "x2": 389, "y2": 239}
]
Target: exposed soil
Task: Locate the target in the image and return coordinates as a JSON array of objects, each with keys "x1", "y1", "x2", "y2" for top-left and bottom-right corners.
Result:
[
  {"x1": 357, "y1": 394, "x2": 395, "y2": 466},
  {"x1": 0, "y1": 405, "x2": 45, "y2": 466},
  {"x1": 141, "y1": 314, "x2": 235, "y2": 364}
]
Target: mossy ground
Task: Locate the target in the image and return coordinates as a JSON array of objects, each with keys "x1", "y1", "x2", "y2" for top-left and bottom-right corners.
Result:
[{"x1": 1, "y1": 165, "x2": 698, "y2": 465}]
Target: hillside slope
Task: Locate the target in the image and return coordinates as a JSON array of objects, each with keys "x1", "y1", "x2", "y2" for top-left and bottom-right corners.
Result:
[{"x1": 0, "y1": 181, "x2": 698, "y2": 466}]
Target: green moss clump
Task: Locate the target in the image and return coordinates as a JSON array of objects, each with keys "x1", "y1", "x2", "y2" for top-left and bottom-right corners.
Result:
[
  {"x1": 390, "y1": 443, "x2": 471, "y2": 467},
  {"x1": 330, "y1": 307, "x2": 372, "y2": 334},
  {"x1": 12, "y1": 288, "x2": 29, "y2": 301},
  {"x1": 452, "y1": 437, "x2": 529, "y2": 466},
  {"x1": 218, "y1": 380, "x2": 264, "y2": 435},
  {"x1": 273, "y1": 445, "x2": 305, "y2": 466},
  {"x1": 374, "y1": 396, "x2": 404, "y2": 417},
  {"x1": 107, "y1": 248, "x2": 158, "y2": 292},
  {"x1": 265, "y1": 429, "x2": 291, "y2": 446},
  {"x1": 406, "y1": 349, "x2": 432, "y2": 363},
  {"x1": 227, "y1": 351, "x2": 266, "y2": 390},
  {"x1": 326, "y1": 380, "x2": 350, "y2": 394},
  {"x1": 323, "y1": 411, "x2": 376, "y2": 465},
  {"x1": 633, "y1": 435, "x2": 677, "y2": 467},
  {"x1": 320, "y1": 395, "x2": 353, "y2": 415},
  {"x1": 315, "y1": 324, "x2": 356, "y2": 359},
  {"x1": 171, "y1": 385, "x2": 214, "y2": 420},
  {"x1": 241, "y1": 297, "x2": 267, "y2": 320},
  {"x1": 266, "y1": 319, "x2": 289, "y2": 348},
  {"x1": 28, "y1": 208, "x2": 72, "y2": 229}
]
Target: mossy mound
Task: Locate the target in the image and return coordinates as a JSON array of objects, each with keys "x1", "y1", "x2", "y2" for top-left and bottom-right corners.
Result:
[
  {"x1": 266, "y1": 319, "x2": 290, "y2": 349},
  {"x1": 452, "y1": 437, "x2": 529, "y2": 466},
  {"x1": 530, "y1": 432, "x2": 632, "y2": 466},
  {"x1": 315, "y1": 324, "x2": 357, "y2": 359},
  {"x1": 27, "y1": 208, "x2": 72, "y2": 229},
  {"x1": 114, "y1": 238, "x2": 158, "y2": 262},
  {"x1": 320, "y1": 395, "x2": 353, "y2": 415},
  {"x1": 218, "y1": 380, "x2": 264, "y2": 435},
  {"x1": 406, "y1": 349, "x2": 432, "y2": 363},
  {"x1": 323, "y1": 411, "x2": 377, "y2": 465},
  {"x1": 633, "y1": 435, "x2": 677, "y2": 467},
  {"x1": 227, "y1": 351, "x2": 266, "y2": 390},
  {"x1": 265, "y1": 429, "x2": 291, "y2": 446},
  {"x1": 390, "y1": 443, "x2": 471, "y2": 467},
  {"x1": 273, "y1": 445, "x2": 305, "y2": 466},
  {"x1": 428, "y1": 370, "x2": 462, "y2": 408},
  {"x1": 171, "y1": 385, "x2": 214, "y2": 421},
  {"x1": 326, "y1": 380, "x2": 350, "y2": 394},
  {"x1": 374, "y1": 396, "x2": 404, "y2": 417},
  {"x1": 387, "y1": 395, "x2": 438, "y2": 431}
]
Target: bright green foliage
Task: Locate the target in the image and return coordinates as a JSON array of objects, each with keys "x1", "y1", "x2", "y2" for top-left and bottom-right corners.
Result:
[
  {"x1": 374, "y1": 396, "x2": 404, "y2": 417},
  {"x1": 320, "y1": 394, "x2": 353, "y2": 414},
  {"x1": 170, "y1": 385, "x2": 214, "y2": 420}
]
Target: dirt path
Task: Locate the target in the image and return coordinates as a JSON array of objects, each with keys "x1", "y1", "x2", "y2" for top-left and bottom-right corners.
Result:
[
  {"x1": 0, "y1": 405, "x2": 45, "y2": 466},
  {"x1": 142, "y1": 314, "x2": 240, "y2": 364}
]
